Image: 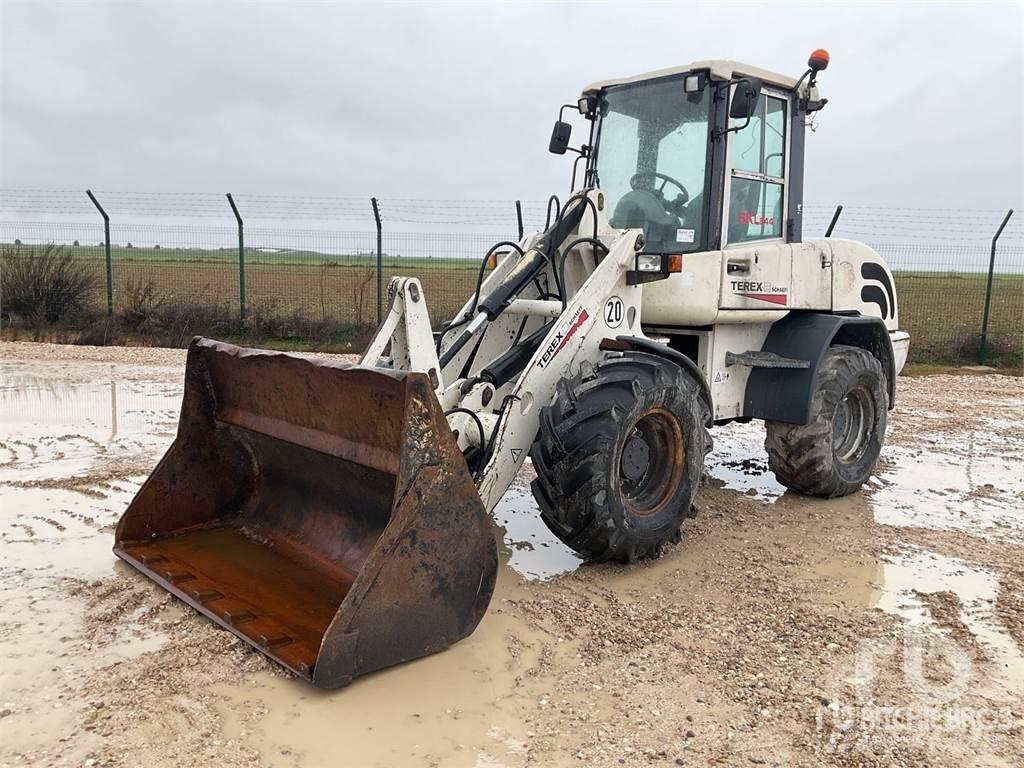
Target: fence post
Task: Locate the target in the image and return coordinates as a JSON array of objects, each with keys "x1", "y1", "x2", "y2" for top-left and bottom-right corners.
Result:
[
  {"x1": 371, "y1": 197, "x2": 383, "y2": 325},
  {"x1": 978, "y1": 208, "x2": 1014, "y2": 365},
  {"x1": 226, "y1": 193, "x2": 246, "y2": 321},
  {"x1": 515, "y1": 200, "x2": 524, "y2": 240},
  {"x1": 85, "y1": 190, "x2": 113, "y2": 316},
  {"x1": 824, "y1": 204, "x2": 843, "y2": 237}
]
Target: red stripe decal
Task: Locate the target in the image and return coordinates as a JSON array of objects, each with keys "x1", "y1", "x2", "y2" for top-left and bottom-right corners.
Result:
[
  {"x1": 554, "y1": 309, "x2": 589, "y2": 356},
  {"x1": 740, "y1": 293, "x2": 788, "y2": 306}
]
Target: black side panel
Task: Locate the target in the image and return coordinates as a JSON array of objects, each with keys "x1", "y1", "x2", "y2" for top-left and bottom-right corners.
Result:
[
  {"x1": 859, "y1": 285, "x2": 890, "y2": 319},
  {"x1": 744, "y1": 313, "x2": 894, "y2": 425},
  {"x1": 860, "y1": 262, "x2": 896, "y2": 318}
]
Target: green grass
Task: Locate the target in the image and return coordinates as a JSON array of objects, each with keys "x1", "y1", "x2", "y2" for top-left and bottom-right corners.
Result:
[
  {"x1": 893, "y1": 271, "x2": 1022, "y2": 367},
  {"x1": 28, "y1": 243, "x2": 482, "y2": 270}
]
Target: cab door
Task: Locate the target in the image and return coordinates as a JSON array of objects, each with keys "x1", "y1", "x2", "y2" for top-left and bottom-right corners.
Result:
[
  {"x1": 719, "y1": 242, "x2": 792, "y2": 309},
  {"x1": 718, "y1": 87, "x2": 793, "y2": 310}
]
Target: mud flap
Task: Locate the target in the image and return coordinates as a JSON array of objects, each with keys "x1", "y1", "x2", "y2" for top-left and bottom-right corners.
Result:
[{"x1": 114, "y1": 338, "x2": 497, "y2": 688}]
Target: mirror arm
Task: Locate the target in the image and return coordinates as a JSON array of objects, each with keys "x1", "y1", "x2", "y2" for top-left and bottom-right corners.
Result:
[{"x1": 712, "y1": 115, "x2": 750, "y2": 141}]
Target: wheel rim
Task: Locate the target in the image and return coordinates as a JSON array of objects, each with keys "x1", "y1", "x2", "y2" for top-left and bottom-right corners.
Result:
[
  {"x1": 832, "y1": 385, "x2": 875, "y2": 463},
  {"x1": 618, "y1": 408, "x2": 685, "y2": 516}
]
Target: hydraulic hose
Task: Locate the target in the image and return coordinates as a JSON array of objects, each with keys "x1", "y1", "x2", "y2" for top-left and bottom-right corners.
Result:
[{"x1": 439, "y1": 195, "x2": 589, "y2": 371}]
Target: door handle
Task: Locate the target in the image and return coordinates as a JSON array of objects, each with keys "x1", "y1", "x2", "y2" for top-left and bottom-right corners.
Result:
[{"x1": 727, "y1": 259, "x2": 751, "y2": 274}]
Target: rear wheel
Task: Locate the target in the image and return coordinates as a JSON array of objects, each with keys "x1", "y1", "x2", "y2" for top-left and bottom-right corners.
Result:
[
  {"x1": 530, "y1": 352, "x2": 711, "y2": 562},
  {"x1": 765, "y1": 344, "x2": 887, "y2": 498}
]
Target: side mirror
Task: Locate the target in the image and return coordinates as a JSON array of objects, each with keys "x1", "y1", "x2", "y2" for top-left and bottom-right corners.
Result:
[
  {"x1": 549, "y1": 121, "x2": 572, "y2": 155},
  {"x1": 729, "y1": 77, "x2": 763, "y2": 120}
]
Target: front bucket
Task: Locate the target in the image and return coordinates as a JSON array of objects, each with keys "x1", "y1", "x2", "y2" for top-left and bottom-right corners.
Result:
[{"x1": 114, "y1": 338, "x2": 497, "y2": 688}]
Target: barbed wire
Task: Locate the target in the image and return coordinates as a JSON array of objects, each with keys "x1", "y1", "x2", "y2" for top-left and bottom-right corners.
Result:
[{"x1": 0, "y1": 189, "x2": 1018, "y2": 242}]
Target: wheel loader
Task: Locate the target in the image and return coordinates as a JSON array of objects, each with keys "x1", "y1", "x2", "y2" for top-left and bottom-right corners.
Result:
[{"x1": 114, "y1": 50, "x2": 911, "y2": 688}]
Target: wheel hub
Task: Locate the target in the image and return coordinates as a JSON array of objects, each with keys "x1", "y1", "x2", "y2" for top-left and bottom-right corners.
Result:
[
  {"x1": 620, "y1": 432, "x2": 651, "y2": 481},
  {"x1": 833, "y1": 386, "x2": 874, "y2": 462},
  {"x1": 618, "y1": 408, "x2": 685, "y2": 517}
]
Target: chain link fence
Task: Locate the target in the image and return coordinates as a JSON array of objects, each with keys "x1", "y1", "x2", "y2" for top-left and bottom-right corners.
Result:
[{"x1": 1, "y1": 191, "x2": 1021, "y2": 366}]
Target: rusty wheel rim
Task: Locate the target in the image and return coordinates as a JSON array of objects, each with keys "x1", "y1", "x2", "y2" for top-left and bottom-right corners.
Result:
[{"x1": 619, "y1": 407, "x2": 685, "y2": 517}]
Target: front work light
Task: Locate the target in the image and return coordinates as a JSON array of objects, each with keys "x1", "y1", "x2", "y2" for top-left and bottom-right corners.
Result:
[{"x1": 636, "y1": 254, "x2": 663, "y2": 272}]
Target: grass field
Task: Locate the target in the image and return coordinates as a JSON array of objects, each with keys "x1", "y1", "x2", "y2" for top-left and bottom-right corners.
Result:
[{"x1": 2, "y1": 244, "x2": 1021, "y2": 366}]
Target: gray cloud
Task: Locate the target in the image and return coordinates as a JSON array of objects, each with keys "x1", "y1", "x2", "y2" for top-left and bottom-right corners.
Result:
[{"x1": 2, "y1": 1, "x2": 1021, "y2": 209}]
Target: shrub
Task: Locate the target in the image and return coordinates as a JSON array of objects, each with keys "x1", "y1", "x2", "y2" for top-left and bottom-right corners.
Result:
[
  {"x1": 119, "y1": 275, "x2": 164, "y2": 330},
  {"x1": 1, "y1": 244, "x2": 99, "y2": 323}
]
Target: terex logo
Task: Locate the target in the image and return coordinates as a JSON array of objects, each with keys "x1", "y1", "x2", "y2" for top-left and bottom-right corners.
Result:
[
  {"x1": 730, "y1": 279, "x2": 789, "y2": 306},
  {"x1": 538, "y1": 307, "x2": 589, "y2": 368},
  {"x1": 731, "y1": 280, "x2": 763, "y2": 292}
]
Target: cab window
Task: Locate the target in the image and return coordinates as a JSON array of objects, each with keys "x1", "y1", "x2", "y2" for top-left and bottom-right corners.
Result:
[
  {"x1": 727, "y1": 93, "x2": 787, "y2": 244},
  {"x1": 594, "y1": 76, "x2": 712, "y2": 253}
]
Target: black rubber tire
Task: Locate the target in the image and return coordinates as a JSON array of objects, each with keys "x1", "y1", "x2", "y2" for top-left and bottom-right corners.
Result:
[
  {"x1": 530, "y1": 352, "x2": 711, "y2": 562},
  {"x1": 765, "y1": 344, "x2": 888, "y2": 498}
]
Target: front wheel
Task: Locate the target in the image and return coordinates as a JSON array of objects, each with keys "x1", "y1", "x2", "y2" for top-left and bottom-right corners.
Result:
[
  {"x1": 530, "y1": 352, "x2": 711, "y2": 562},
  {"x1": 765, "y1": 345, "x2": 888, "y2": 498}
]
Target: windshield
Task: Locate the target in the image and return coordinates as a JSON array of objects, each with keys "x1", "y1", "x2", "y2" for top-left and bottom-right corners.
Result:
[{"x1": 593, "y1": 76, "x2": 712, "y2": 253}]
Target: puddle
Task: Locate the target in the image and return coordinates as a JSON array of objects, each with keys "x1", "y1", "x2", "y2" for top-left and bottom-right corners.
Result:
[
  {"x1": 492, "y1": 472, "x2": 583, "y2": 581},
  {"x1": 215, "y1": 584, "x2": 534, "y2": 768},
  {"x1": 871, "y1": 548, "x2": 1024, "y2": 699},
  {"x1": 0, "y1": 362, "x2": 182, "y2": 578},
  {"x1": 0, "y1": 358, "x2": 182, "y2": 765},
  {"x1": 872, "y1": 443, "x2": 1024, "y2": 536},
  {"x1": 213, "y1": 509, "x2": 548, "y2": 768},
  {"x1": 704, "y1": 421, "x2": 786, "y2": 501}
]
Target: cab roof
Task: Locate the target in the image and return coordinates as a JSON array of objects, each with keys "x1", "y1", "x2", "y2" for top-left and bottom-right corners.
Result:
[{"x1": 582, "y1": 60, "x2": 800, "y2": 95}]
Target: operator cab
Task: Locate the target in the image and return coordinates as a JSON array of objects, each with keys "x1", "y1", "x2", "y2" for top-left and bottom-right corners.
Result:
[{"x1": 552, "y1": 54, "x2": 829, "y2": 256}]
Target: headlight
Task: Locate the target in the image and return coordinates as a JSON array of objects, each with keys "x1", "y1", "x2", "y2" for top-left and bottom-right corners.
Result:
[
  {"x1": 635, "y1": 254, "x2": 662, "y2": 272},
  {"x1": 635, "y1": 253, "x2": 683, "y2": 273}
]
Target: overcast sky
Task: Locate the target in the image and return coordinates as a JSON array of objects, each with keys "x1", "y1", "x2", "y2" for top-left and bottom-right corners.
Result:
[{"x1": 1, "y1": 1, "x2": 1022, "y2": 212}]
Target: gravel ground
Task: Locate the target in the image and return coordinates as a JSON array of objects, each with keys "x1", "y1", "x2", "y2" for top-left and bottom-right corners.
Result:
[{"x1": 0, "y1": 342, "x2": 1021, "y2": 768}]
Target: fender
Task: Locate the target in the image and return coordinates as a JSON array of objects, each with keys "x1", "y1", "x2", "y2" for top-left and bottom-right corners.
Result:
[
  {"x1": 743, "y1": 312, "x2": 895, "y2": 425},
  {"x1": 600, "y1": 336, "x2": 714, "y2": 426}
]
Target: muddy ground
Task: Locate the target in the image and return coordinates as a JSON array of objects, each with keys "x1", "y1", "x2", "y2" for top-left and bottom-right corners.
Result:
[{"x1": 0, "y1": 341, "x2": 1021, "y2": 768}]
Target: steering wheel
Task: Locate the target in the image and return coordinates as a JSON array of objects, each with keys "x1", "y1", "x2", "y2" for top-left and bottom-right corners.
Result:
[{"x1": 630, "y1": 172, "x2": 690, "y2": 216}]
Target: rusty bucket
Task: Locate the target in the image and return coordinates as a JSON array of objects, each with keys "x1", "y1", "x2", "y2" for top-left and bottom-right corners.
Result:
[{"x1": 114, "y1": 338, "x2": 497, "y2": 688}]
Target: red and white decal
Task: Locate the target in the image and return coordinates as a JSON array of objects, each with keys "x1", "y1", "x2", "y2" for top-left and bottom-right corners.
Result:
[
  {"x1": 740, "y1": 292, "x2": 788, "y2": 305},
  {"x1": 730, "y1": 280, "x2": 788, "y2": 306},
  {"x1": 537, "y1": 307, "x2": 590, "y2": 368}
]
